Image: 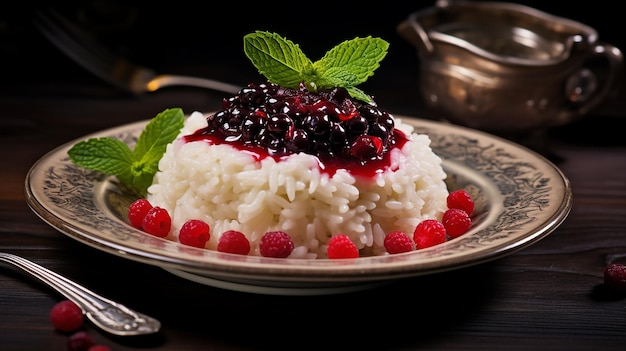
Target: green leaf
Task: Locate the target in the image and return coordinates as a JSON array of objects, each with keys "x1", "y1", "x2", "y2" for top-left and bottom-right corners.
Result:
[
  {"x1": 68, "y1": 108, "x2": 185, "y2": 197},
  {"x1": 68, "y1": 138, "x2": 135, "y2": 175},
  {"x1": 314, "y1": 36, "x2": 389, "y2": 85},
  {"x1": 311, "y1": 68, "x2": 374, "y2": 103},
  {"x1": 244, "y1": 31, "x2": 314, "y2": 88},
  {"x1": 244, "y1": 31, "x2": 389, "y2": 101},
  {"x1": 318, "y1": 67, "x2": 361, "y2": 87},
  {"x1": 134, "y1": 108, "x2": 185, "y2": 159},
  {"x1": 128, "y1": 158, "x2": 160, "y2": 197},
  {"x1": 345, "y1": 87, "x2": 373, "y2": 104}
]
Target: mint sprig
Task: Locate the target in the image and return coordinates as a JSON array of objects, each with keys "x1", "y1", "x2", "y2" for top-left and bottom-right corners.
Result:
[
  {"x1": 243, "y1": 31, "x2": 389, "y2": 103},
  {"x1": 68, "y1": 108, "x2": 185, "y2": 197}
]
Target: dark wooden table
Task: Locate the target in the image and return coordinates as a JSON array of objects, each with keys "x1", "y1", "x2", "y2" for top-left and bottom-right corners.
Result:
[{"x1": 2, "y1": 4, "x2": 626, "y2": 350}]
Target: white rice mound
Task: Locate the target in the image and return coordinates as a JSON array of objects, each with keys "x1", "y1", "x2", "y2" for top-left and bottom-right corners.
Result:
[{"x1": 147, "y1": 111, "x2": 448, "y2": 259}]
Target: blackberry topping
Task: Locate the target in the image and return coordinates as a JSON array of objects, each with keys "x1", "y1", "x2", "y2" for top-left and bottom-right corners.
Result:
[{"x1": 199, "y1": 82, "x2": 399, "y2": 163}]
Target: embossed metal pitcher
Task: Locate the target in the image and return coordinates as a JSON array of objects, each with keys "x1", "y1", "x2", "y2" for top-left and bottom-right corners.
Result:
[{"x1": 398, "y1": 0, "x2": 623, "y2": 134}]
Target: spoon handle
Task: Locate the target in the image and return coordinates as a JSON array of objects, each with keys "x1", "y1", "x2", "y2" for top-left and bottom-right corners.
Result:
[{"x1": 0, "y1": 252, "x2": 160, "y2": 336}]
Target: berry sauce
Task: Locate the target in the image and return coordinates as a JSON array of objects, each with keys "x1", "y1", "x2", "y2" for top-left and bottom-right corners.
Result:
[{"x1": 183, "y1": 81, "x2": 409, "y2": 178}]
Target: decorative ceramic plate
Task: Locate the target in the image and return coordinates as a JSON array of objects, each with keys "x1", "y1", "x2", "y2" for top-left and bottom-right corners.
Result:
[{"x1": 25, "y1": 116, "x2": 572, "y2": 295}]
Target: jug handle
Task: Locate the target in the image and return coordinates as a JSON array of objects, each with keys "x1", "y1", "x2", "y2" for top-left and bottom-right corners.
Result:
[
  {"x1": 397, "y1": 12, "x2": 435, "y2": 54},
  {"x1": 568, "y1": 42, "x2": 623, "y2": 117}
]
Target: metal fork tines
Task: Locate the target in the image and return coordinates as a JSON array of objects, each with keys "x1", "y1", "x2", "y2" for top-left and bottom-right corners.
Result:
[{"x1": 33, "y1": 8, "x2": 241, "y2": 95}]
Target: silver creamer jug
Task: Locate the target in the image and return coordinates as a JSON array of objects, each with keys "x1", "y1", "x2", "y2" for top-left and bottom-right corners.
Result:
[{"x1": 398, "y1": 0, "x2": 623, "y2": 134}]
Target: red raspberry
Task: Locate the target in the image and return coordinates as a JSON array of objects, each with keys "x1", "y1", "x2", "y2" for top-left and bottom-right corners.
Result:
[
  {"x1": 442, "y1": 208, "x2": 472, "y2": 238},
  {"x1": 49, "y1": 300, "x2": 83, "y2": 333},
  {"x1": 128, "y1": 198, "x2": 153, "y2": 229},
  {"x1": 383, "y1": 231, "x2": 414, "y2": 254},
  {"x1": 67, "y1": 331, "x2": 94, "y2": 351},
  {"x1": 142, "y1": 206, "x2": 171, "y2": 237},
  {"x1": 259, "y1": 231, "x2": 294, "y2": 258},
  {"x1": 217, "y1": 230, "x2": 251, "y2": 255},
  {"x1": 413, "y1": 219, "x2": 447, "y2": 249},
  {"x1": 178, "y1": 219, "x2": 210, "y2": 248},
  {"x1": 88, "y1": 346, "x2": 112, "y2": 351},
  {"x1": 604, "y1": 263, "x2": 626, "y2": 294},
  {"x1": 327, "y1": 234, "x2": 359, "y2": 259},
  {"x1": 447, "y1": 189, "x2": 474, "y2": 215}
]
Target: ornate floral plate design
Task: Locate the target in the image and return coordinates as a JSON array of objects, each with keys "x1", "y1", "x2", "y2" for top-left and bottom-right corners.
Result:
[{"x1": 25, "y1": 116, "x2": 572, "y2": 295}]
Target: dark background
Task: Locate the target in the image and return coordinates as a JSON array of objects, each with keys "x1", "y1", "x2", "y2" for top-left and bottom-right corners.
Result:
[
  {"x1": 1, "y1": 3, "x2": 626, "y2": 350},
  {"x1": 1, "y1": 0, "x2": 624, "y2": 118}
]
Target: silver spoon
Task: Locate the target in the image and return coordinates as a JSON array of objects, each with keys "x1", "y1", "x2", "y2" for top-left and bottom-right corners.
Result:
[{"x1": 0, "y1": 252, "x2": 160, "y2": 336}]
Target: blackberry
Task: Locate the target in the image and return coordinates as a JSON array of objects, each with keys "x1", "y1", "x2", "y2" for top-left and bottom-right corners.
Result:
[{"x1": 194, "y1": 82, "x2": 404, "y2": 164}]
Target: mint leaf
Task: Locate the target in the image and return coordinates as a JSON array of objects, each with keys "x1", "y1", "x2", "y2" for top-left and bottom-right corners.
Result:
[
  {"x1": 244, "y1": 31, "x2": 314, "y2": 88},
  {"x1": 313, "y1": 36, "x2": 389, "y2": 86},
  {"x1": 68, "y1": 108, "x2": 185, "y2": 197},
  {"x1": 317, "y1": 67, "x2": 361, "y2": 87},
  {"x1": 68, "y1": 137, "x2": 135, "y2": 176},
  {"x1": 346, "y1": 86, "x2": 373, "y2": 104},
  {"x1": 134, "y1": 108, "x2": 185, "y2": 160},
  {"x1": 244, "y1": 31, "x2": 389, "y2": 103}
]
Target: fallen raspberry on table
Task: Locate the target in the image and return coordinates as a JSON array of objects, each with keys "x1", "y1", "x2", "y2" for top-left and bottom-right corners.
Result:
[
  {"x1": 259, "y1": 231, "x2": 294, "y2": 258},
  {"x1": 128, "y1": 198, "x2": 153, "y2": 229},
  {"x1": 384, "y1": 231, "x2": 414, "y2": 254},
  {"x1": 49, "y1": 300, "x2": 84, "y2": 333},
  {"x1": 142, "y1": 206, "x2": 171, "y2": 237},
  {"x1": 413, "y1": 219, "x2": 447, "y2": 249},
  {"x1": 67, "y1": 331, "x2": 94, "y2": 351},
  {"x1": 217, "y1": 230, "x2": 251, "y2": 255},
  {"x1": 327, "y1": 234, "x2": 359, "y2": 259},
  {"x1": 442, "y1": 208, "x2": 472, "y2": 238},
  {"x1": 603, "y1": 263, "x2": 626, "y2": 294},
  {"x1": 178, "y1": 219, "x2": 211, "y2": 248},
  {"x1": 447, "y1": 189, "x2": 475, "y2": 215},
  {"x1": 88, "y1": 346, "x2": 112, "y2": 351}
]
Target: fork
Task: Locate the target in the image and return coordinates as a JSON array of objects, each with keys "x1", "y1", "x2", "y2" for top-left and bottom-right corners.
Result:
[
  {"x1": 0, "y1": 252, "x2": 160, "y2": 336},
  {"x1": 32, "y1": 8, "x2": 242, "y2": 95}
]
